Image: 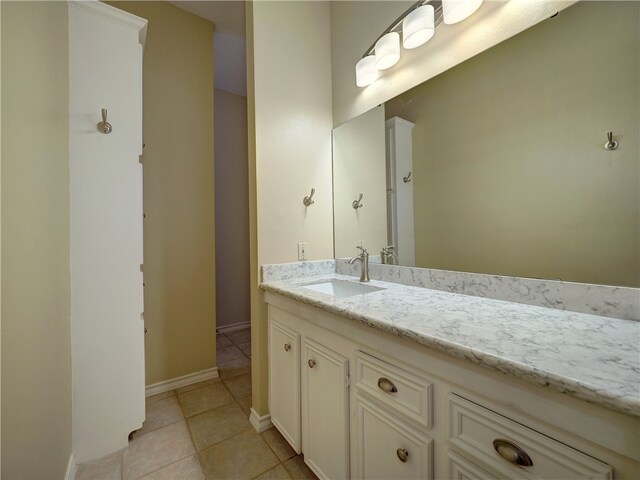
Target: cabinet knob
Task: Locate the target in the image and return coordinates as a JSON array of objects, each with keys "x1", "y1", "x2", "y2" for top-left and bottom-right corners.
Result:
[
  {"x1": 284, "y1": 343, "x2": 291, "y2": 352},
  {"x1": 493, "y1": 439, "x2": 534, "y2": 467},
  {"x1": 396, "y1": 448, "x2": 409, "y2": 463},
  {"x1": 308, "y1": 359, "x2": 316, "y2": 368},
  {"x1": 377, "y1": 377, "x2": 398, "y2": 393}
]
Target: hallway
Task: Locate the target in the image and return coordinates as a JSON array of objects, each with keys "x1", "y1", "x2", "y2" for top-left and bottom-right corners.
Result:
[{"x1": 75, "y1": 328, "x2": 318, "y2": 480}]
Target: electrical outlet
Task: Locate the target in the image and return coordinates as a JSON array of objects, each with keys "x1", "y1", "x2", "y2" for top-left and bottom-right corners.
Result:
[{"x1": 297, "y1": 242, "x2": 308, "y2": 261}]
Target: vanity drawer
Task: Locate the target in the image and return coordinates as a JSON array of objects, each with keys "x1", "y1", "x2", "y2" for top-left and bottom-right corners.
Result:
[
  {"x1": 355, "y1": 394, "x2": 433, "y2": 480},
  {"x1": 355, "y1": 351, "x2": 432, "y2": 428},
  {"x1": 448, "y1": 394, "x2": 612, "y2": 479},
  {"x1": 448, "y1": 450, "x2": 497, "y2": 480}
]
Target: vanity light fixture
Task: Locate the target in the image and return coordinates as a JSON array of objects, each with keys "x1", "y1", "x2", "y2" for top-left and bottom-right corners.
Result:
[
  {"x1": 375, "y1": 32, "x2": 401, "y2": 70},
  {"x1": 442, "y1": 0, "x2": 483, "y2": 25},
  {"x1": 356, "y1": 55, "x2": 379, "y2": 87},
  {"x1": 403, "y1": 5, "x2": 435, "y2": 49},
  {"x1": 355, "y1": 0, "x2": 484, "y2": 87}
]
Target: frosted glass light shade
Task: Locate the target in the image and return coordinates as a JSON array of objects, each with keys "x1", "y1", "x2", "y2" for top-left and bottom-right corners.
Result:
[
  {"x1": 402, "y1": 5, "x2": 435, "y2": 49},
  {"x1": 355, "y1": 55, "x2": 378, "y2": 87},
  {"x1": 442, "y1": 0, "x2": 483, "y2": 25},
  {"x1": 375, "y1": 32, "x2": 400, "y2": 70}
]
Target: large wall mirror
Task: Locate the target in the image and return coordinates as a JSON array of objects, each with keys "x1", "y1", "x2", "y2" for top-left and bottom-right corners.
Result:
[{"x1": 333, "y1": 0, "x2": 639, "y2": 288}]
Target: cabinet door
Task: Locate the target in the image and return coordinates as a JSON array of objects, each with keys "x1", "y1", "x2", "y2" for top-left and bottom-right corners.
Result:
[
  {"x1": 355, "y1": 394, "x2": 433, "y2": 480},
  {"x1": 269, "y1": 318, "x2": 301, "y2": 453},
  {"x1": 302, "y1": 337, "x2": 350, "y2": 480}
]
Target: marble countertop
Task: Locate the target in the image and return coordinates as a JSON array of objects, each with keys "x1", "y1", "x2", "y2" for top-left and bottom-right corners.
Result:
[{"x1": 260, "y1": 273, "x2": 640, "y2": 417}]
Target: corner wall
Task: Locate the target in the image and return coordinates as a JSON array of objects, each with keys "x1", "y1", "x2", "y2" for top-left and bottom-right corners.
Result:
[
  {"x1": 247, "y1": 0, "x2": 334, "y2": 416},
  {"x1": 215, "y1": 88, "x2": 250, "y2": 329},
  {"x1": 1, "y1": 1, "x2": 72, "y2": 477},
  {"x1": 110, "y1": 1, "x2": 216, "y2": 386}
]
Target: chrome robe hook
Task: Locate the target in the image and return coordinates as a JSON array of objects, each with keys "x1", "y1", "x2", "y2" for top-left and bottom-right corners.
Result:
[
  {"x1": 352, "y1": 193, "x2": 364, "y2": 209},
  {"x1": 303, "y1": 188, "x2": 315, "y2": 206},
  {"x1": 604, "y1": 131, "x2": 618, "y2": 150},
  {"x1": 97, "y1": 108, "x2": 112, "y2": 134}
]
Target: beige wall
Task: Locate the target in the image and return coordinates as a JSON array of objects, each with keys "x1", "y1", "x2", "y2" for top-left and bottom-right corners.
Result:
[
  {"x1": 1, "y1": 1, "x2": 72, "y2": 477},
  {"x1": 333, "y1": 105, "x2": 387, "y2": 258},
  {"x1": 110, "y1": 1, "x2": 216, "y2": 385},
  {"x1": 253, "y1": 2, "x2": 334, "y2": 266},
  {"x1": 330, "y1": 0, "x2": 577, "y2": 126},
  {"x1": 214, "y1": 88, "x2": 250, "y2": 329},
  {"x1": 384, "y1": 1, "x2": 639, "y2": 287},
  {"x1": 247, "y1": 0, "x2": 334, "y2": 416}
]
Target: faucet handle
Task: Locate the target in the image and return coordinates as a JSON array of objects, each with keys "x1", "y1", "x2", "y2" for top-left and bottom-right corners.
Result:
[
  {"x1": 384, "y1": 245, "x2": 395, "y2": 252},
  {"x1": 356, "y1": 245, "x2": 368, "y2": 255}
]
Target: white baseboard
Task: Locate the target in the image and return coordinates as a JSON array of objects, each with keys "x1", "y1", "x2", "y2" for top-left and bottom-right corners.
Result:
[
  {"x1": 145, "y1": 367, "x2": 219, "y2": 397},
  {"x1": 216, "y1": 321, "x2": 250, "y2": 335},
  {"x1": 249, "y1": 407, "x2": 273, "y2": 433},
  {"x1": 65, "y1": 452, "x2": 76, "y2": 480}
]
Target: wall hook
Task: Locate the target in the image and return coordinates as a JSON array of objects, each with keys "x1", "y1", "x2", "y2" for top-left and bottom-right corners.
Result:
[
  {"x1": 97, "y1": 108, "x2": 112, "y2": 134},
  {"x1": 303, "y1": 188, "x2": 315, "y2": 206},
  {"x1": 604, "y1": 131, "x2": 618, "y2": 150},
  {"x1": 352, "y1": 193, "x2": 364, "y2": 210},
  {"x1": 403, "y1": 172, "x2": 412, "y2": 183}
]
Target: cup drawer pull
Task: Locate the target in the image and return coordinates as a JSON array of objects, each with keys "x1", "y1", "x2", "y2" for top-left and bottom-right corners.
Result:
[
  {"x1": 377, "y1": 377, "x2": 398, "y2": 393},
  {"x1": 493, "y1": 439, "x2": 534, "y2": 467}
]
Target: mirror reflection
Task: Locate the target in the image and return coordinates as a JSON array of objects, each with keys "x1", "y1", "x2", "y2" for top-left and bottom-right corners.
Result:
[{"x1": 333, "y1": 1, "x2": 639, "y2": 287}]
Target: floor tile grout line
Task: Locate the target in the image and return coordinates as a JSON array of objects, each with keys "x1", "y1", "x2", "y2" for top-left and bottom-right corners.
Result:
[
  {"x1": 183, "y1": 399, "x2": 208, "y2": 475},
  {"x1": 216, "y1": 333, "x2": 251, "y2": 363},
  {"x1": 79, "y1": 366, "x2": 251, "y2": 480},
  {"x1": 182, "y1": 381, "x2": 249, "y2": 452},
  {"x1": 220, "y1": 330, "x2": 251, "y2": 348},
  {"x1": 134, "y1": 415, "x2": 184, "y2": 439},
  {"x1": 193, "y1": 410, "x2": 252, "y2": 454},
  {"x1": 252, "y1": 429, "x2": 289, "y2": 478},
  {"x1": 128, "y1": 450, "x2": 196, "y2": 480},
  {"x1": 123, "y1": 420, "x2": 196, "y2": 480}
]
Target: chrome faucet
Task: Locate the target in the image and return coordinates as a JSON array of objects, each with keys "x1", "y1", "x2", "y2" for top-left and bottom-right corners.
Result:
[
  {"x1": 381, "y1": 245, "x2": 398, "y2": 265},
  {"x1": 348, "y1": 246, "x2": 370, "y2": 282}
]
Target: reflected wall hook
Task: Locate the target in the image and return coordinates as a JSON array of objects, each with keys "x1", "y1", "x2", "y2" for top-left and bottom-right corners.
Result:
[
  {"x1": 97, "y1": 108, "x2": 112, "y2": 134},
  {"x1": 303, "y1": 188, "x2": 315, "y2": 206},
  {"x1": 403, "y1": 172, "x2": 412, "y2": 183},
  {"x1": 352, "y1": 193, "x2": 364, "y2": 210},
  {"x1": 604, "y1": 131, "x2": 618, "y2": 150}
]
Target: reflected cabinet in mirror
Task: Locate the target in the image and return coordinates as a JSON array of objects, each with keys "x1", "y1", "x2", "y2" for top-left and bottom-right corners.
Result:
[{"x1": 332, "y1": 1, "x2": 639, "y2": 287}]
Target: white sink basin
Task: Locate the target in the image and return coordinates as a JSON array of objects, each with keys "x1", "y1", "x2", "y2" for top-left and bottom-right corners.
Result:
[{"x1": 301, "y1": 279, "x2": 384, "y2": 298}]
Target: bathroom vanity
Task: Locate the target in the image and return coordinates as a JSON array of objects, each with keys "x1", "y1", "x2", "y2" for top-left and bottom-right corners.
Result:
[{"x1": 261, "y1": 270, "x2": 639, "y2": 479}]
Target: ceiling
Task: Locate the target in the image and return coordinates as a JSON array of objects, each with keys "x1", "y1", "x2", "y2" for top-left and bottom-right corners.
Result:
[{"x1": 168, "y1": 0, "x2": 245, "y2": 37}]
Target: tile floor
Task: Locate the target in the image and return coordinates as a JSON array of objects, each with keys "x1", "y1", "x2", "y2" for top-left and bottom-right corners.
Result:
[{"x1": 76, "y1": 328, "x2": 318, "y2": 480}]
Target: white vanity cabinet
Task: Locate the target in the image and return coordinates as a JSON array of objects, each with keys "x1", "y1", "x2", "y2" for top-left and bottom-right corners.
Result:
[
  {"x1": 268, "y1": 317, "x2": 301, "y2": 452},
  {"x1": 268, "y1": 306, "x2": 352, "y2": 479},
  {"x1": 302, "y1": 338, "x2": 350, "y2": 479},
  {"x1": 264, "y1": 292, "x2": 637, "y2": 480}
]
